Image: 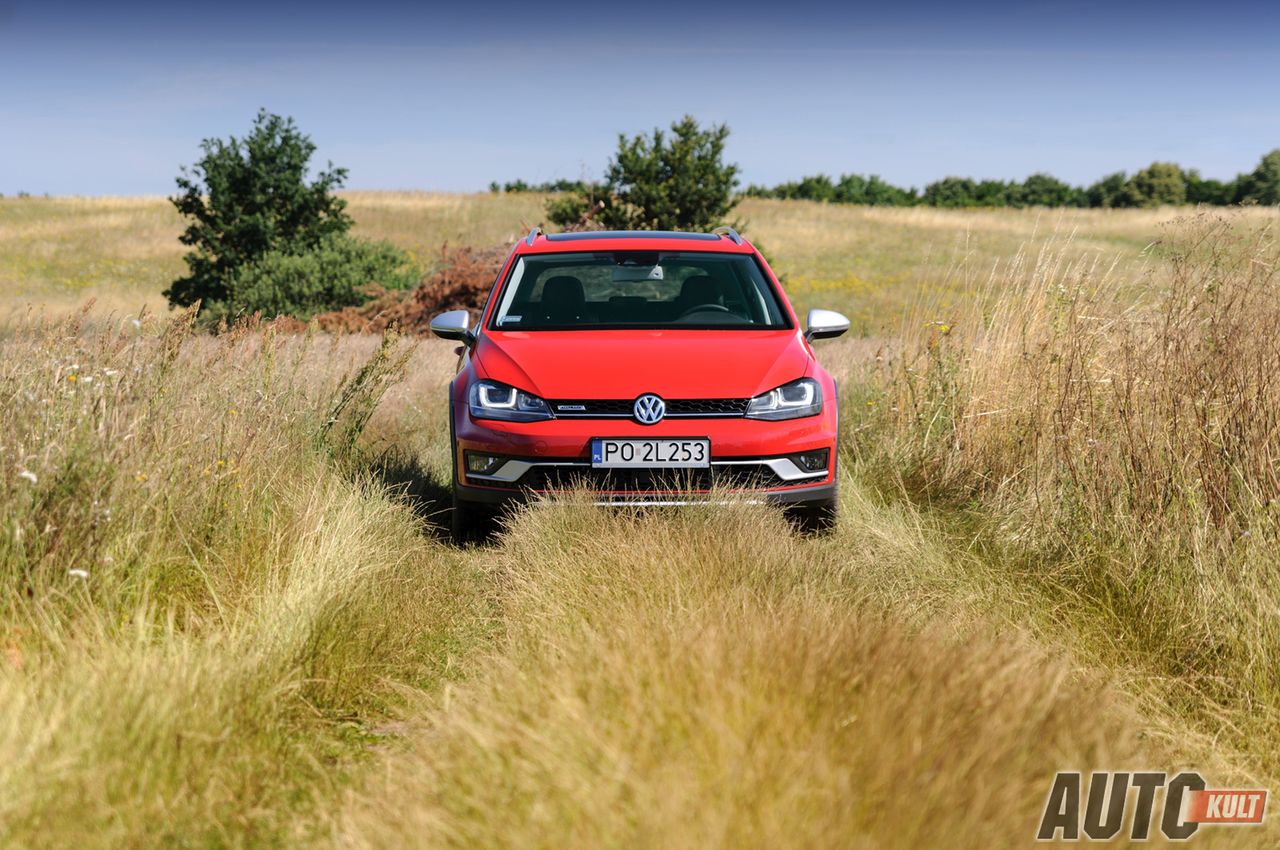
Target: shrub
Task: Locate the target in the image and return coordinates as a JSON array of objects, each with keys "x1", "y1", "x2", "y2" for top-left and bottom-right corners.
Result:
[
  {"x1": 207, "y1": 234, "x2": 420, "y2": 323},
  {"x1": 546, "y1": 115, "x2": 739, "y2": 232},
  {"x1": 166, "y1": 110, "x2": 353, "y2": 313}
]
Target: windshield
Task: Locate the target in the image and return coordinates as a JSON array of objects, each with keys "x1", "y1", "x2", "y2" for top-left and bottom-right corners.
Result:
[{"x1": 488, "y1": 251, "x2": 790, "y2": 330}]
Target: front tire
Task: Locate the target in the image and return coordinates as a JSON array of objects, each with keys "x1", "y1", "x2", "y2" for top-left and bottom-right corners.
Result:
[
  {"x1": 451, "y1": 490, "x2": 498, "y2": 545},
  {"x1": 787, "y1": 495, "x2": 838, "y2": 535}
]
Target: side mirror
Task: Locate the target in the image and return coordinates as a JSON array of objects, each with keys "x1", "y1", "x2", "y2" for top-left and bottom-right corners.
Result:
[
  {"x1": 429, "y1": 309, "x2": 474, "y2": 344},
  {"x1": 805, "y1": 308, "x2": 850, "y2": 342}
]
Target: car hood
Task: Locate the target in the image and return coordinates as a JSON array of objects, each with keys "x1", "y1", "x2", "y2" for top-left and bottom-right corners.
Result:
[{"x1": 474, "y1": 329, "x2": 811, "y2": 399}]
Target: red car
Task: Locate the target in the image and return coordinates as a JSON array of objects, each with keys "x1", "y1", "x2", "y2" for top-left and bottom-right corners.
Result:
[{"x1": 429, "y1": 227, "x2": 849, "y2": 542}]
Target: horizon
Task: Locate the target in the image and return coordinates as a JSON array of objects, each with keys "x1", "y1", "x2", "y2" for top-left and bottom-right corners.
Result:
[{"x1": 2, "y1": 0, "x2": 1278, "y2": 196}]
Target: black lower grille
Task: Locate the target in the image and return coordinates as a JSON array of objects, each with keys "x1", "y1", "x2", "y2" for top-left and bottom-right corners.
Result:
[
  {"x1": 469, "y1": 463, "x2": 786, "y2": 492},
  {"x1": 549, "y1": 398, "x2": 749, "y2": 418}
]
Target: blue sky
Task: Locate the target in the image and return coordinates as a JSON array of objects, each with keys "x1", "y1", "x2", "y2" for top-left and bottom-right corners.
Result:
[{"x1": 1, "y1": 0, "x2": 1277, "y2": 195}]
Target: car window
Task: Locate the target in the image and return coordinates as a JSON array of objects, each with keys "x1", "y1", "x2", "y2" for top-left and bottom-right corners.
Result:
[{"x1": 490, "y1": 251, "x2": 789, "y2": 330}]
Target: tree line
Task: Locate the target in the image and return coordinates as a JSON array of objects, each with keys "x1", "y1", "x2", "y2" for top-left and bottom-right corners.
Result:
[
  {"x1": 165, "y1": 111, "x2": 1278, "y2": 325},
  {"x1": 495, "y1": 148, "x2": 1280, "y2": 210}
]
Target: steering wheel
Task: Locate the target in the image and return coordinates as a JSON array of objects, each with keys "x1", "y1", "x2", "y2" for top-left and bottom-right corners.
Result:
[{"x1": 678, "y1": 303, "x2": 732, "y2": 319}]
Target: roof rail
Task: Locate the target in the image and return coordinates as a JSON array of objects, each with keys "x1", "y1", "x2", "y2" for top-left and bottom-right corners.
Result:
[
  {"x1": 525, "y1": 225, "x2": 543, "y2": 246},
  {"x1": 713, "y1": 225, "x2": 743, "y2": 245}
]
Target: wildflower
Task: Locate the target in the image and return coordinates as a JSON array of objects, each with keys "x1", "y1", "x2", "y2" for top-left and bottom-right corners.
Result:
[
  {"x1": 216, "y1": 459, "x2": 226, "y2": 468},
  {"x1": 131, "y1": 318, "x2": 141, "y2": 330},
  {"x1": 134, "y1": 471, "x2": 148, "y2": 483},
  {"x1": 68, "y1": 568, "x2": 89, "y2": 579},
  {"x1": 66, "y1": 374, "x2": 77, "y2": 383},
  {"x1": 18, "y1": 469, "x2": 37, "y2": 485},
  {"x1": 229, "y1": 408, "x2": 238, "y2": 417}
]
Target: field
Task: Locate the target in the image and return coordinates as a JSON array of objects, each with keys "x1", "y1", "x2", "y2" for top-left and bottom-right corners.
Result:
[{"x1": 1, "y1": 193, "x2": 1278, "y2": 848}]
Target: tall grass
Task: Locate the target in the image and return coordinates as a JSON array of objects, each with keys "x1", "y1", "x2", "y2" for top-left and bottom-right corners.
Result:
[
  {"x1": 854, "y1": 210, "x2": 1280, "y2": 778},
  {"x1": 332, "y1": 496, "x2": 1191, "y2": 849},
  {"x1": 0, "y1": 310, "x2": 488, "y2": 847},
  {"x1": 6, "y1": 202, "x2": 1280, "y2": 846}
]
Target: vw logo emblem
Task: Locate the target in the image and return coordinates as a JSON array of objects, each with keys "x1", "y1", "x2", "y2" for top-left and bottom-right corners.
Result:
[{"x1": 633, "y1": 393, "x2": 666, "y2": 425}]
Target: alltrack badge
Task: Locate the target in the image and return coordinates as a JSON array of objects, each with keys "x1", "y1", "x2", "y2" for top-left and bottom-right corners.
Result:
[{"x1": 633, "y1": 394, "x2": 666, "y2": 425}]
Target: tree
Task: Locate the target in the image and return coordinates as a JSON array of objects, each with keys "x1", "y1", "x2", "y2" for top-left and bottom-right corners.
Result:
[
  {"x1": 1236, "y1": 149, "x2": 1280, "y2": 206},
  {"x1": 1085, "y1": 172, "x2": 1129, "y2": 208},
  {"x1": 546, "y1": 116, "x2": 740, "y2": 231},
  {"x1": 923, "y1": 177, "x2": 980, "y2": 208},
  {"x1": 862, "y1": 175, "x2": 917, "y2": 206},
  {"x1": 166, "y1": 110, "x2": 353, "y2": 310},
  {"x1": 1121, "y1": 162, "x2": 1186, "y2": 208},
  {"x1": 1010, "y1": 173, "x2": 1083, "y2": 208},
  {"x1": 1183, "y1": 169, "x2": 1235, "y2": 205}
]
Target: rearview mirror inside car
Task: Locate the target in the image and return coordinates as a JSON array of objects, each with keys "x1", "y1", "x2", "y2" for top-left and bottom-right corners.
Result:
[{"x1": 612, "y1": 265, "x2": 664, "y2": 282}]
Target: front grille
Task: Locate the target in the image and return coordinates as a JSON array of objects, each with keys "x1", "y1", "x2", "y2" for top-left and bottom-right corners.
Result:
[
  {"x1": 550, "y1": 398, "x2": 749, "y2": 418},
  {"x1": 469, "y1": 463, "x2": 786, "y2": 492}
]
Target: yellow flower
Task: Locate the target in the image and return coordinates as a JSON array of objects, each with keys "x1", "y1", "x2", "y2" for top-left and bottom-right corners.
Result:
[
  {"x1": 66, "y1": 374, "x2": 77, "y2": 383},
  {"x1": 134, "y1": 471, "x2": 148, "y2": 483},
  {"x1": 229, "y1": 408, "x2": 238, "y2": 417}
]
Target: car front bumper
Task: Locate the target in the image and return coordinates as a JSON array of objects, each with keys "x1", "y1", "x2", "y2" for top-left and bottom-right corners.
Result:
[{"x1": 452, "y1": 399, "x2": 838, "y2": 507}]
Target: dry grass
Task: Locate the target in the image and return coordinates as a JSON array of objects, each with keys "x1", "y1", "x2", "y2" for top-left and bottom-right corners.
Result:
[
  {"x1": 852, "y1": 208, "x2": 1280, "y2": 784},
  {"x1": 331, "y1": 498, "x2": 1209, "y2": 849},
  {"x1": 3, "y1": 197, "x2": 1280, "y2": 847},
  {"x1": 0, "y1": 313, "x2": 489, "y2": 847},
  {"x1": 9, "y1": 191, "x2": 1253, "y2": 329}
]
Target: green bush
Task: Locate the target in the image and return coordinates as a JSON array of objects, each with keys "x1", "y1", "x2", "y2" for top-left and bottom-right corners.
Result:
[
  {"x1": 166, "y1": 110, "x2": 354, "y2": 313},
  {"x1": 206, "y1": 234, "x2": 420, "y2": 323}
]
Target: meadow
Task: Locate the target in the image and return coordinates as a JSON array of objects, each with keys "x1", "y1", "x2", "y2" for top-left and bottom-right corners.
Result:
[{"x1": 1, "y1": 193, "x2": 1278, "y2": 848}]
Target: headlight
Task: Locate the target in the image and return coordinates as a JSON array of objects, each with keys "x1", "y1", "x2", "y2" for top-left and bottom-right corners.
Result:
[
  {"x1": 745, "y1": 378, "x2": 822, "y2": 420},
  {"x1": 468, "y1": 380, "x2": 552, "y2": 422}
]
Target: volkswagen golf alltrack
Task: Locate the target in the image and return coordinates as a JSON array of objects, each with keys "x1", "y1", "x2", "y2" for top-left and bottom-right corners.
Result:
[{"x1": 429, "y1": 227, "x2": 849, "y2": 542}]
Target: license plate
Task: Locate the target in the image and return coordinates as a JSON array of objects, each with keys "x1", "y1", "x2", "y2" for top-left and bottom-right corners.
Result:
[{"x1": 591, "y1": 438, "x2": 710, "y2": 468}]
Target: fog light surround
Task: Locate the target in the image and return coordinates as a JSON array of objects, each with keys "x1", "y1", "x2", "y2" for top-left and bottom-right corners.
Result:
[
  {"x1": 793, "y1": 448, "x2": 830, "y2": 473},
  {"x1": 466, "y1": 452, "x2": 505, "y2": 475}
]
